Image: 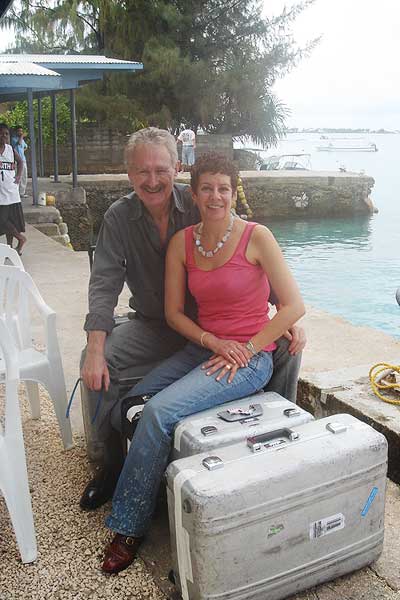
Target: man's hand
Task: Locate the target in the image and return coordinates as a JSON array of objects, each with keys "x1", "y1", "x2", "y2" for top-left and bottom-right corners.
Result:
[
  {"x1": 81, "y1": 350, "x2": 110, "y2": 391},
  {"x1": 81, "y1": 331, "x2": 109, "y2": 391},
  {"x1": 283, "y1": 324, "x2": 306, "y2": 355}
]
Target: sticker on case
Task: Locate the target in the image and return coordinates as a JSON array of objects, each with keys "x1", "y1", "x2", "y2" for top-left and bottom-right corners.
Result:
[
  {"x1": 361, "y1": 487, "x2": 378, "y2": 517},
  {"x1": 267, "y1": 524, "x2": 284, "y2": 538},
  {"x1": 310, "y1": 513, "x2": 345, "y2": 539}
]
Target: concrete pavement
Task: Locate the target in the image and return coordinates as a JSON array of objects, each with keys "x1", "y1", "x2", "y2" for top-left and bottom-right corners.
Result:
[{"x1": 1, "y1": 224, "x2": 400, "y2": 599}]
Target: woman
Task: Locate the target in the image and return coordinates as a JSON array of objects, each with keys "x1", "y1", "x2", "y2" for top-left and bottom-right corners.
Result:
[
  {"x1": 0, "y1": 123, "x2": 26, "y2": 255},
  {"x1": 101, "y1": 153, "x2": 305, "y2": 573}
]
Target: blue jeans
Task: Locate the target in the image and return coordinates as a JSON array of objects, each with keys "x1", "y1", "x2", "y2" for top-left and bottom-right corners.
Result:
[
  {"x1": 105, "y1": 342, "x2": 273, "y2": 537},
  {"x1": 182, "y1": 145, "x2": 195, "y2": 165}
]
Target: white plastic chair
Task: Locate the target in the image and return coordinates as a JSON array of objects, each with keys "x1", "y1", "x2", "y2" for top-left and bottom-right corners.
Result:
[
  {"x1": 0, "y1": 244, "x2": 41, "y2": 414},
  {"x1": 0, "y1": 265, "x2": 73, "y2": 450},
  {"x1": 0, "y1": 317, "x2": 37, "y2": 563},
  {"x1": 0, "y1": 243, "x2": 24, "y2": 269}
]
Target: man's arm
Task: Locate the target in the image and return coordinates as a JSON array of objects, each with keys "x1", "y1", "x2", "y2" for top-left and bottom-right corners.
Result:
[
  {"x1": 82, "y1": 210, "x2": 127, "y2": 390},
  {"x1": 13, "y1": 149, "x2": 23, "y2": 184},
  {"x1": 84, "y1": 211, "x2": 126, "y2": 333}
]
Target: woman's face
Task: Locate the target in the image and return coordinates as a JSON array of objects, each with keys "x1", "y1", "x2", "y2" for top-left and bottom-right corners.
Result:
[{"x1": 192, "y1": 172, "x2": 236, "y2": 222}]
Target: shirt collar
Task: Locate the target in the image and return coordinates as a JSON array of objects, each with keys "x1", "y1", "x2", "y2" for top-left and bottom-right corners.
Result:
[{"x1": 127, "y1": 185, "x2": 185, "y2": 221}]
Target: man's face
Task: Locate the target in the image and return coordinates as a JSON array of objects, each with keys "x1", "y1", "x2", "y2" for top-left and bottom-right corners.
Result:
[
  {"x1": 16, "y1": 128, "x2": 24, "y2": 137},
  {"x1": 127, "y1": 143, "x2": 178, "y2": 211},
  {"x1": 0, "y1": 128, "x2": 9, "y2": 145}
]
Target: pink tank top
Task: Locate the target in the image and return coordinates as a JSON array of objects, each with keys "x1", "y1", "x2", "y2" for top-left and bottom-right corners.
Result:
[{"x1": 185, "y1": 222, "x2": 276, "y2": 352}]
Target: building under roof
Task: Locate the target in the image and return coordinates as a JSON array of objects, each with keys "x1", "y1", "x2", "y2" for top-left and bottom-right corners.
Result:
[{"x1": 0, "y1": 54, "x2": 143, "y2": 204}]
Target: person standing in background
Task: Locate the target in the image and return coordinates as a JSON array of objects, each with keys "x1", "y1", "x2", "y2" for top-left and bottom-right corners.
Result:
[
  {"x1": 177, "y1": 127, "x2": 196, "y2": 172},
  {"x1": 11, "y1": 126, "x2": 28, "y2": 198},
  {"x1": 0, "y1": 123, "x2": 26, "y2": 254}
]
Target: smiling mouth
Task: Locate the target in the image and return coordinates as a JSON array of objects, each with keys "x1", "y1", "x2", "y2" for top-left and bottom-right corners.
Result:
[
  {"x1": 207, "y1": 204, "x2": 224, "y2": 208},
  {"x1": 144, "y1": 187, "x2": 163, "y2": 194}
]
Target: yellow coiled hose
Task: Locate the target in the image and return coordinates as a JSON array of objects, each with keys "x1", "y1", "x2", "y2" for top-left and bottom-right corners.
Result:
[{"x1": 369, "y1": 363, "x2": 400, "y2": 404}]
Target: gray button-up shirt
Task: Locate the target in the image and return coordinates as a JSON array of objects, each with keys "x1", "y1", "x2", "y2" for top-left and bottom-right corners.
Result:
[{"x1": 84, "y1": 183, "x2": 199, "y2": 334}]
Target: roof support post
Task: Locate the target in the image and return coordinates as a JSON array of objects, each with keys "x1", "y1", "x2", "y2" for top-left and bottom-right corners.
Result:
[
  {"x1": 51, "y1": 92, "x2": 59, "y2": 182},
  {"x1": 27, "y1": 87, "x2": 38, "y2": 206},
  {"x1": 37, "y1": 95, "x2": 44, "y2": 177},
  {"x1": 70, "y1": 88, "x2": 78, "y2": 188}
]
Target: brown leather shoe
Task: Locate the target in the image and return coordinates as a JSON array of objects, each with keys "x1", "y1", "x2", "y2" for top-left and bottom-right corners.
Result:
[{"x1": 101, "y1": 533, "x2": 143, "y2": 574}]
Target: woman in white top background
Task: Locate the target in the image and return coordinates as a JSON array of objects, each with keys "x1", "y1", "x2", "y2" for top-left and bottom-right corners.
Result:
[{"x1": 0, "y1": 123, "x2": 26, "y2": 255}]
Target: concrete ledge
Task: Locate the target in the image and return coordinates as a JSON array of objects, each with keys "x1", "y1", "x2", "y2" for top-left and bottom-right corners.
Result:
[
  {"x1": 23, "y1": 205, "x2": 62, "y2": 224},
  {"x1": 34, "y1": 222, "x2": 60, "y2": 236},
  {"x1": 298, "y1": 366, "x2": 400, "y2": 483}
]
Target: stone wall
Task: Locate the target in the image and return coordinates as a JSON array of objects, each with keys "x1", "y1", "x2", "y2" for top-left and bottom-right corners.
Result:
[
  {"x1": 40, "y1": 125, "x2": 128, "y2": 175},
  {"x1": 240, "y1": 172, "x2": 375, "y2": 218},
  {"x1": 53, "y1": 171, "x2": 375, "y2": 251},
  {"x1": 39, "y1": 125, "x2": 233, "y2": 175},
  {"x1": 54, "y1": 181, "x2": 131, "y2": 250},
  {"x1": 233, "y1": 149, "x2": 259, "y2": 170}
]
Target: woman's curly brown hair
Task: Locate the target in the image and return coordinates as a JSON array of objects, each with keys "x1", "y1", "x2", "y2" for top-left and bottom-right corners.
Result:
[{"x1": 190, "y1": 152, "x2": 239, "y2": 192}]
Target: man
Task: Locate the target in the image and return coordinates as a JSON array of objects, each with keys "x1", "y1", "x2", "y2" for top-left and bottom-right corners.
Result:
[
  {"x1": 80, "y1": 127, "x2": 305, "y2": 511},
  {"x1": 177, "y1": 127, "x2": 196, "y2": 171},
  {"x1": 11, "y1": 126, "x2": 28, "y2": 198}
]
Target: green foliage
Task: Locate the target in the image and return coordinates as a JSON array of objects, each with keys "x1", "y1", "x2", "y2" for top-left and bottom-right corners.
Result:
[
  {"x1": 1, "y1": 95, "x2": 71, "y2": 145},
  {"x1": 1, "y1": 0, "x2": 319, "y2": 146}
]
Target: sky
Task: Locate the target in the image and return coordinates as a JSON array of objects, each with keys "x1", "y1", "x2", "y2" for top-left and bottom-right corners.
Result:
[
  {"x1": 1, "y1": 0, "x2": 400, "y2": 130},
  {"x1": 265, "y1": 0, "x2": 400, "y2": 130}
]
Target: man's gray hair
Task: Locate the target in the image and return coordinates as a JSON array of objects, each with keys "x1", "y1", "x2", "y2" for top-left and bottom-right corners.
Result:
[{"x1": 125, "y1": 127, "x2": 178, "y2": 166}]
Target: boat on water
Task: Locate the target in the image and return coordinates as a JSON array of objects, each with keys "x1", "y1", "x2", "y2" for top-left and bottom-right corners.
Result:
[
  {"x1": 258, "y1": 153, "x2": 312, "y2": 171},
  {"x1": 316, "y1": 140, "x2": 378, "y2": 152}
]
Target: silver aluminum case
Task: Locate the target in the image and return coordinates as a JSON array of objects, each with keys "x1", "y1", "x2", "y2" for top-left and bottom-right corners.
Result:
[
  {"x1": 166, "y1": 414, "x2": 387, "y2": 600},
  {"x1": 172, "y1": 391, "x2": 314, "y2": 460}
]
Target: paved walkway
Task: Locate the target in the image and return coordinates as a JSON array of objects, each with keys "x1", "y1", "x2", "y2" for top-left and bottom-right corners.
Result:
[{"x1": 1, "y1": 224, "x2": 400, "y2": 599}]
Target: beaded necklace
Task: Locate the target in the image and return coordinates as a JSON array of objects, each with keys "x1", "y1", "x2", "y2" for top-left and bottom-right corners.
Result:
[{"x1": 193, "y1": 213, "x2": 235, "y2": 258}]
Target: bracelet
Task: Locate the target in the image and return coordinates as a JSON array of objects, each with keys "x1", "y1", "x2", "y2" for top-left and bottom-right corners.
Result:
[
  {"x1": 245, "y1": 340, "x2": 257, "y2": 356},
  {"x1": 200, "y1": 331, "x2": 211, "y2": 347}
]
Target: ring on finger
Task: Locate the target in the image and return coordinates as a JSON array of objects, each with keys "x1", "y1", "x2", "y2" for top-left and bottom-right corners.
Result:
[{"x1": 226, "y1": 364, "x2": 232, "y2": 370}]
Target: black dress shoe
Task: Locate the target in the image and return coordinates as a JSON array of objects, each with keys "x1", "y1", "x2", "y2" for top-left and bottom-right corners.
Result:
[{"x1": 79, "y1": 466, "x2": 121, "y2": 511}]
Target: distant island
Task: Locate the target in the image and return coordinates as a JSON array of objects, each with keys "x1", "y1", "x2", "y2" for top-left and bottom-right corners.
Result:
[{"x1": 286, "y1": 128, "x2": 399, "y2": 134}]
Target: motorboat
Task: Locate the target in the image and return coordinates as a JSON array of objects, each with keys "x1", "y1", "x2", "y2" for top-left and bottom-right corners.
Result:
[
  {"x1": 316, "y1": 140, "x2": 378, "y2": 152},
  {"x1": 258, "y1": 153, "x2": 312, "y2": 171}
]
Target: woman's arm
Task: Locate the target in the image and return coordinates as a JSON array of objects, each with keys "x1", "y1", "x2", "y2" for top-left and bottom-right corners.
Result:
[
  {"x1": 246, "y1": 225, "x2": 305, "y2": 353},
  {"x1": 165, "y1": 230, "x2": 205, "y2": 344},
  {"x1": 165, "y1": 231, "x2": 249, "y2": 367}
]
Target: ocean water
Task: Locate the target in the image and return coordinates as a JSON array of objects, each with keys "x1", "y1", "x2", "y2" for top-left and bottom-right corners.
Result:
[{"x1": 242, "y1": 133, "x2": 400, "y2": 338}]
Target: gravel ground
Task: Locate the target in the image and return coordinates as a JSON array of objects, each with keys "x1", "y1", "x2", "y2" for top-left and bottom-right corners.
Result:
[{"x1": 0, "y1": 384, "x2": 165, "y2": 600}]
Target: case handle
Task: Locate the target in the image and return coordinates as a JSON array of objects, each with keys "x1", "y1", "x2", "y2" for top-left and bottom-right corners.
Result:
[{"x1": 247, "y1": 427, "x2": 299, "y2": 453}]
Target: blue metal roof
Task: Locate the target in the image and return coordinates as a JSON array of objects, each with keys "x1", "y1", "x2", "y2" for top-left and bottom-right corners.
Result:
[
  {"x1": 0, "y1": 62, "x2": 62, "y2": 94},
  {"x1": 0, "y1": 54, "x2": 143, "y2": 98}
]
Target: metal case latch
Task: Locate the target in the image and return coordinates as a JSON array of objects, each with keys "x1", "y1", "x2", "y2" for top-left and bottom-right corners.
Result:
[
  {"x1": 202, "y1": 456, "x2": 224, "y2": 471},
  {"x1": 284, "y1": 408, "x2": 301, "y2": 418},
  {"x1": 326, "y1": 422, "x2": 347, "y2": 434},
  {"x1": 201, "y1": 425, "x2": 218, "y2": 437}
]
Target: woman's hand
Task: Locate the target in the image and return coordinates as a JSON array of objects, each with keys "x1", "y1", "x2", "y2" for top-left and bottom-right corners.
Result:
[
  {"x1": 202, "y1": 348, "x2": 252, "y2": 383},
  {"x1": 202, "y1": 354, "x2": 240, "y2": 383},
  {"x1": 205, "y1": 336, "x2": 252, "y2": 368}
]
